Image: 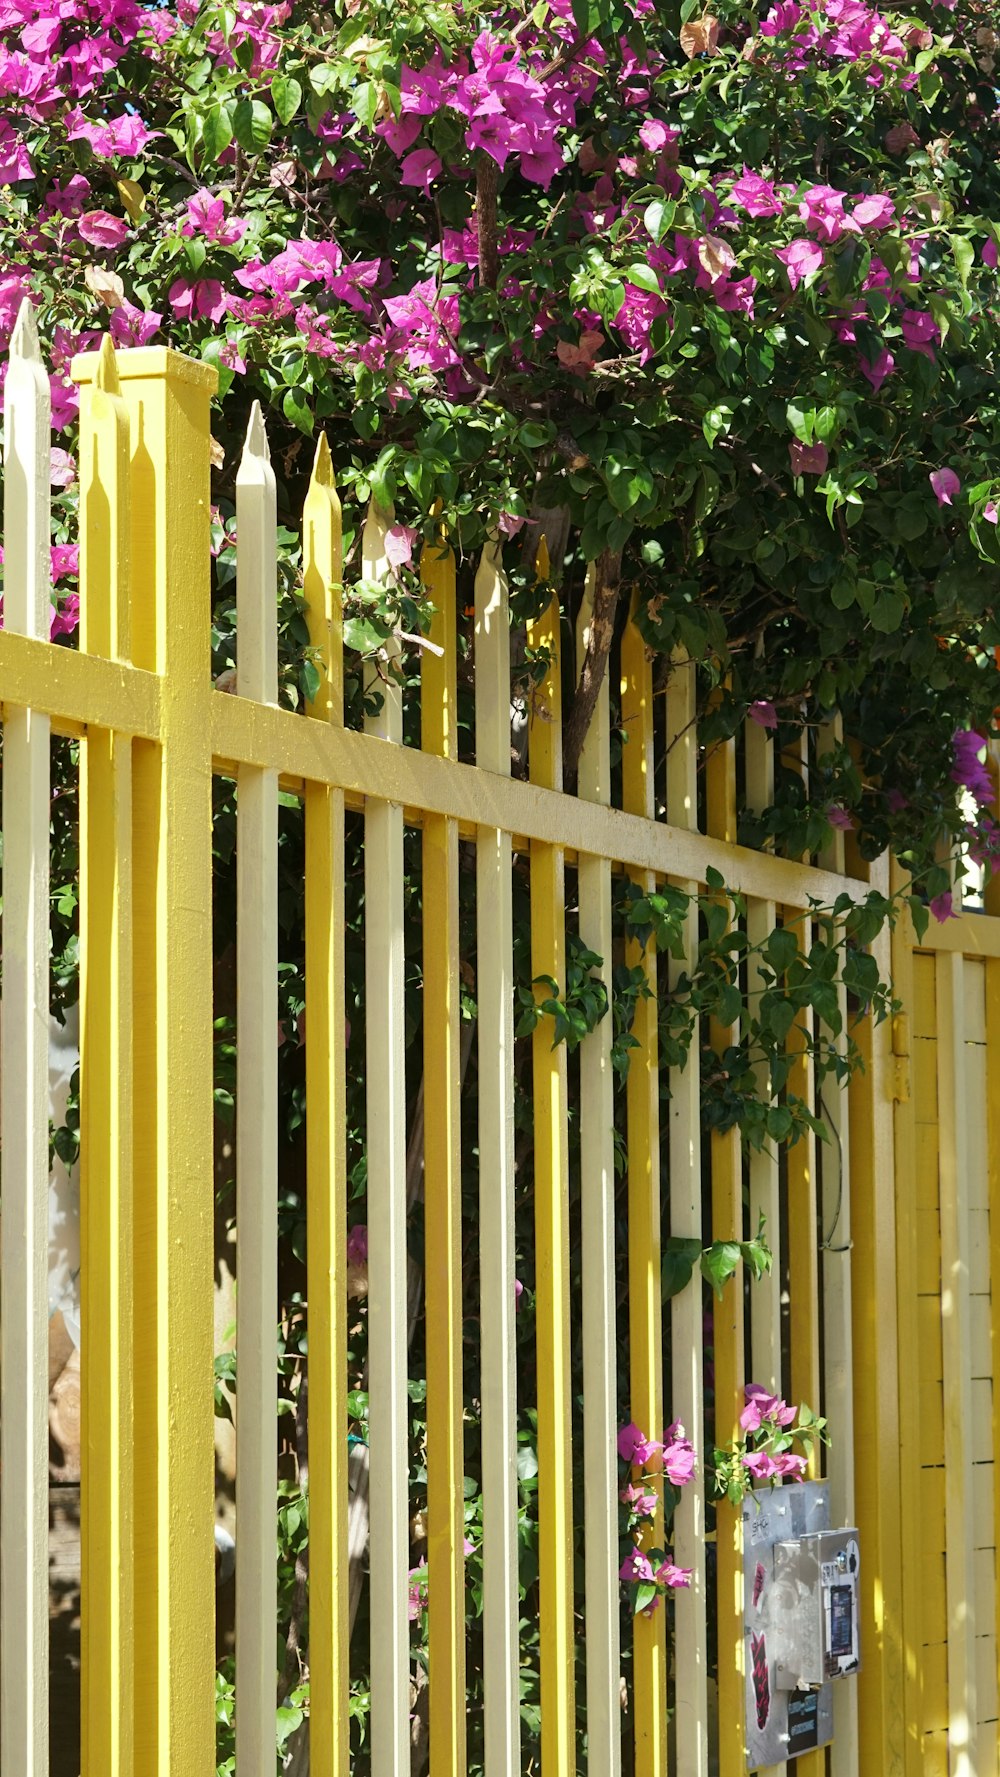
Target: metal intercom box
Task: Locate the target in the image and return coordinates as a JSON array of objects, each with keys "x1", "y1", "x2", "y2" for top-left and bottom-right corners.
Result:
[
  {"x1": 742, "y1": 1483, "x2": 861, "y2": 1770},
  {"x1": 772, "y1": 1526, "x2": 861, "y2": 1688}
]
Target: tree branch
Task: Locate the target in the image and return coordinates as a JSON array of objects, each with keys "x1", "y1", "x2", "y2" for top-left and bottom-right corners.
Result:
[
  {"x1": 476, "y1": 156, "x2": 499, "y2": 291},
  {"x1": 562, "y1": 547, "x2": 623, "y2": 785}
]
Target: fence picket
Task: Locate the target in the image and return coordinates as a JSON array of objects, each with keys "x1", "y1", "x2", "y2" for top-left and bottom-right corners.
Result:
[
  {"x1": 576, "y1": 568, "x2": 621, "y2": 1777},
  {"x1": 235, "y1": 402, "x2": 280, "y2": 1777},
  {"x1": 473, "y1": 538, "x2": 521, "y2": 1777},
  {"x1": 78, "y1": 333, "x2": 135, "y2": 1777},
  {"x1": 0, "y1": 296, "x2": 51, "y2": 1777},
  {"x1": 937, "y1": 951, "x2": 978, "y2": 1776},
  {"x1": 665, "y1": 648, "x2": 708, "y2": 1777},
  {"x1": 819, "y1": 723, "x2": 859, "y2": 1777},
  {"x1": 362, "y1": 501, "x2": 411, "y2": 1777},
  {"x1": 744, "y1": 713, "x2": 781, "y2": 1402},
  {"x1": 302, "y1": 434, "x2": 349, "y2": 1777},
  {"x1": 420, "y1": 526, "x2": 467, "y2": 1777},
  {"x1": 621, "y1": 597, "x2": 667, "y2": 1777},
  {"x1": 704, "y1": 718, "x2": 745, "y2": 1777},
  {"x1": 527, "y1": 559, "x2": 577, "y2": 1775}
]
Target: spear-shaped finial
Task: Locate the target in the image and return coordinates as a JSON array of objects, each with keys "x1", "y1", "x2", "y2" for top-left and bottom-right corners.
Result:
[
  {"x1": 10, "y1": 295, "x2": 40, "y2": 360},
  {"x1": 242, "y1": 398, "x2": 270, "y2": 464},
  {"x1": 94, "y1": 332, "x2": 121, "y2": 395}
]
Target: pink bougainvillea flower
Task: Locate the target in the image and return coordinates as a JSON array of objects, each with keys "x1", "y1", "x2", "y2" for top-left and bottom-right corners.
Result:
[
  {"x1": 929, "y1": 468, "x2": 960, "y2": 507},
  {"x1": 697, "y1": 234, "x2": 735, "y2": 279},
  {"x1": 741, "y1": 1385, "x2": 797, "y2": 1432},
  {"x1": 852, "y1": 193, "x2": 895, "y2": 229},
  {"x1": 407, "y1": 1560, "x2": 428, "y2": 1620},
  {"x1": 742, "y1": 1450, "x2": 780, "y2": 1479},
  {"x1": 776, "y1": 238, "x2": 824, "y2": 290},
  {"x1": 984, "y1": 239, "x2": 999, "y2": 270},
  {"x1": 654, "y1": 1558, "x2": 693, "y2": 1588},
  {"x1": 399, "y1": 148, "x2": 442, "y2": 194},
  {"x1": 985, "y1": 501, "x2": 999, "y2": 525},
  {"x1": 110, "y1": 301, "x2": 162, "y2": 348},
  {"x1": 0, "y1": 121, "x2": 32, "y2": 185},
  {"x1": 183, "y1": 189, "x2": 247, "y2": 247},
  {"x1": 901, "y1": 309, "x2": 940, "y2": 361},
  {"x1": 663, "y1": 1421, "x2": 696, "y2": 1486},
  {"x1": 797, "y1": 184, "x2": 854, "y2": 243},
  {"x1": 620, "y1": 1481, "x2": 659, "y2": 1516},
  {"x1": 346, "y1": 1224, "x2": 368, "y2": 1266},
  {"x1": 617, "y1": 1421, "x2": 661, "y2": 1466},
  {"x1": 66, "y1": 110, "x2": 156, "y2": 158},
  {"x1": 729, "y1": 169, "x2": 782, "y2": 218},
  {"x1": 885, "y1": 788, "x2": 909, "y2": 812},
  {"x1": 50, "y1": 544, "x2": 79, "y2": 581},
  {"x1": 377, "y1": 113, "x2": 423, "y2": 156},
  {"x1": 749, "y1": 700, "x2": 778, "y2": 729},
  {"x1": 859, "y1": 349, "x2": 895, "y2": 391},
  {"x1": 638, "y1": 119, "x2": 674, "y2": 153},
  {"x1": 827, "y1": 806, "x2": 855, "y2": 831},
  {"x1": 619, "y1": 1546, "x2": 655, "y2": 1584},
  {"x1": 50, "y1": 593, "x2": 80, "y2": 639},
  {"x1": 789, "y1": 440, "x2": 828, "y2": 475},
  {"x1": 773, "y1": 1452, "x2": 808, "y2": 1478},
  {"x1": 168, "y1": 276, "x2": 227, "y2": 322},
  {"x1": 497, "y1": 511, "x2": 526, "y2": 537},
  {"x1": 951, "y1": 729, "x2": 994, "y2": 807},
  {"x1": 50, "y1": 449, "x2": 76, "y2": 488},
  {"x1": 930, "y1": 891, "x2": 956, "y2": 923},
  {"x1": 385, "y1": 523, "x2": 419, "y2": 570},
  {"x1": 513, "y1": 1277, "x2": 524, "y2": 1308},
  {"x1": 78, "y1": 210, "x2": 129, "y2": 249}
]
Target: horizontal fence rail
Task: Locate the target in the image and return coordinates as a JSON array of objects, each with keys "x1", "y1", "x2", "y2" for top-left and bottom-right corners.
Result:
[{"x1": 0, "y1": 319, "x2": 998, "y2": 1777}]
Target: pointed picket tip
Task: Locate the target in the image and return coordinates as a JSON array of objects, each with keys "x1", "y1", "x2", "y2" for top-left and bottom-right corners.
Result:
[
  {"x1": 242, "y1": 399, "x2": 270, "y2": 464},
  {"x1": 94, "y1": 333, "x2": 121, "y2": 395},
  {"x1": 310, "y1": 431, "x2": 334, "y2": 489},
  {"x1": 535, "y1": 533, "x2": 551, "y2": 582},
  {"x1": 10, "y1": 296, "x2": 40, "y2": 360}
]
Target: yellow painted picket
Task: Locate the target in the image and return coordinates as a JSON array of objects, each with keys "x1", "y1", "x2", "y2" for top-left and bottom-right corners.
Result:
[{"x1": 4, "y1": 323, "x2": 1000, "y2": 1777}]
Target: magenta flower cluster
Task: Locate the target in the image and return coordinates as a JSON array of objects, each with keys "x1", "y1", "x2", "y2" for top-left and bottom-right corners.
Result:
[{"x1": 617, "y1": 1419, "x2": 695, "y2": 1612}]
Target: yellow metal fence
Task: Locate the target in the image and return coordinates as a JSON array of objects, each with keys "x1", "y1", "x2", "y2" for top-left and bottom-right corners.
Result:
[{"x1": 1, "y1": 316, "x2": 998, "y2": 1776}]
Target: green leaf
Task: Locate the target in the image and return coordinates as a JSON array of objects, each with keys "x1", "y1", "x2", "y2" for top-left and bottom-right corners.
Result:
[
  {"x1": 765, "y1": 928, "x2": 799, "y2": 974},
  {"x1": 662, "y1": 1236, "x2": 702, "y2": 1299},
  {"x1": 633, "y1": 1582, "x2": 658, "y2": 1615},
  {"x1": 643, "y1": 199, "x2": 675, "y2": 245},
  {"x1": 201, "y1": 103, "x2": 234, "y2": 163},
  {"x1": 232, "y1": 97, "x2": 273, "y2": 152},
  {"x1": 700, "y1": 1241, "x2": 742, "y2": 1298},
  {"x1": 953, "y1": 235, "x2": 974, "y2": 290},
  {"x1": 282, "y1": 385, "x2": 314, "y2": 435},
  {"x1": 352, "y1": 79, "x2": 379, "y2": 129},
  {"x1": 271, "y1": 73, "x2": 303, "y2": 124},
  {"x1": 625, "y1": 262, "x2": 663, "y2": 295}
]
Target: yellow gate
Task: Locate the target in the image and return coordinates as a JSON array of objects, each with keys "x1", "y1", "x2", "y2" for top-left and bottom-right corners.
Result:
[{"x1": 1, "y1": 317, "x2": 998, "y2": 1775}]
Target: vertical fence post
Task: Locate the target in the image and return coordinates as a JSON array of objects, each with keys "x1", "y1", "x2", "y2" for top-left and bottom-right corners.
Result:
[
  {"x1": 704, "y1": 716, "x2": 745, "y2": 1777},
  {"x1": 420, "y1": 523, "x2": 467, "y2": 1777},
  {"x1": 851, "y1": 860, "x2": 905, "y2": 1774},
  {"x1": 665, "y1": 648, "x2": 708, "y2": 1777},
  {"x1": 576, "y1": 567, "x2": 622, "y2": 1777},
  {"x1": 474, "y1": 539, "x2": 521, "y2": 1777},
  {"x1": 74, "y1": 343, "x2": 219, "y2": 1777},
  {"x1": 77, "y1": 334, "x2": 135, "y2": 1777},
  {"x1": 1, "y1": 297, "x2": 51, "y2": 1777},
  {"x1": 621, "y1": 596, "x2": 667, "y2": 1777},
  {"x1": 362, "y1": 503, "x2": 411, "y2": 1777},
  {"x1": 527, "y1": 562, "x2": 576, "y2": 1777},
  {"x1": 235, "y1": 403, "x2": 280, "y2": 1777},
  {"x1": 303, "y1": 435, "x2": 349, "y2": 1777}
]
